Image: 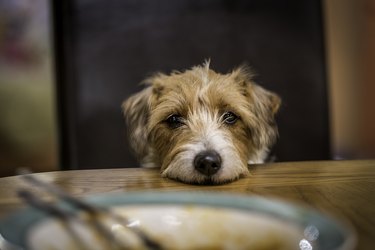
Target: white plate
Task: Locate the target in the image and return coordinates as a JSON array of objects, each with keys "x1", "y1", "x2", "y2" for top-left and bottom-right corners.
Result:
[{"x1": 0, "y1": 192, "x2": 356, "y2": 250}]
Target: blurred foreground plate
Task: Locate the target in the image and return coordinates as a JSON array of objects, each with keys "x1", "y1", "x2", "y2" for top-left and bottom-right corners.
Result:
[{"x1": 0, "y1": 192, "x2": 356, "y2": 250}]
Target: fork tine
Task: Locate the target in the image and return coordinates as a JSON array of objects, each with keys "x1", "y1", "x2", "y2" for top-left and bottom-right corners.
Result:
[
  {"x1": 18, "y1": 170, "x2": 97, "y2": 213},
  {"x1": 17, "y1": 190, "x2": 94, "y2": 250},
  {"x1": 18, "y1": 189, "x2": 74, "y2": 218},
  {"x1": 18, "y1": 170, "x2": 163, "y2": 250},
  {"x1": 18, "y1": 189, "x2": 124, "y2": 250}
]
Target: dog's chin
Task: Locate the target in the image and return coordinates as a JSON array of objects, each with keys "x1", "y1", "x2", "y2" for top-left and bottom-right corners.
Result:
[
  {"x1": 161, "y1": 168, "x2": 248, "y2": 185},
  {"x1": 182, "y1": 176, "x2": 241, "y2": 185}
]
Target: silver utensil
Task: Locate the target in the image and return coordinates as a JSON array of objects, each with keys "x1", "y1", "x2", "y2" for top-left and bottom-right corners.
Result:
[{"x1": 16, "y1": 170, "x2": 162, "y2": 250}]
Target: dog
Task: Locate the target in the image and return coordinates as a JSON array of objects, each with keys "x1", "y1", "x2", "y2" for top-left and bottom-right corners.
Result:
[{"x1": 122, "y1": 61, "x2": 281, "y2": 184}]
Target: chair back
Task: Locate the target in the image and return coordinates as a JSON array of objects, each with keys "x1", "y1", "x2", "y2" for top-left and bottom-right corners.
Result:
[{"x1": 53, "y1": 0, "x2": 330, "y2": 169}]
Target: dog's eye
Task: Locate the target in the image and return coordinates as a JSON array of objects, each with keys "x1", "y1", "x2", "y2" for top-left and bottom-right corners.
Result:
[
  {"x1": 165, "y1": 114, "x2": 184, "y2": 129},
  {"x1": 222, "y1": 112, "x2": 239, "y2": 125}
]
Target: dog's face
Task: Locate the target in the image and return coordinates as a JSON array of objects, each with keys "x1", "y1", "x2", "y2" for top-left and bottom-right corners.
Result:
[{"x1": 123, "y1": 63, "x2": 280, "y2": 184}]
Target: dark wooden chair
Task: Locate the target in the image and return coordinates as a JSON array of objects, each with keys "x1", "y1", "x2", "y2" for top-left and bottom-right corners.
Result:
[{"x1": 52, "y1": 0, "x2": 330, "y2": 170}]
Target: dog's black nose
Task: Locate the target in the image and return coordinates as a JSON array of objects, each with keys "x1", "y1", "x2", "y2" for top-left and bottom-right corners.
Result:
[{"x1": 194, "y1": 151, "x2": 222, "y2": 176}]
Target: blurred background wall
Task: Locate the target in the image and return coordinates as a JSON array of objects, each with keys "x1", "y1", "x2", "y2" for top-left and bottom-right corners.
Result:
[
  {"x1": 324, "y1": 0, "x2": 375, "y2": 159},
  {"x1": 0, "y1": 0, "x2": 58, "y2": 177},
  {"x1": 0, "y1": 0, "x2": 374, "y2": 177}
]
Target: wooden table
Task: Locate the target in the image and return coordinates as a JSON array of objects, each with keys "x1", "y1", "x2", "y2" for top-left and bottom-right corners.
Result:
[{"x1": 0, "y1": 160, "x2": 374, "y2": 249}]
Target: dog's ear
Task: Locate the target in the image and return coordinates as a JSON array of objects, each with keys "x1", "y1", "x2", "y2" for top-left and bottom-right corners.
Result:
[
  {"x1": 232, "y1": 65, "x2": 281, "y2": 117},
  {"x1": 232, "y1": 65, "x2": 281, "y2": 149},
  {"x1": 249, "y1": 84, "x2": 281, "y2": 149},
  {"x1": 250, "y1": 84, "x2": 281, "y2": 150},
  {"x1": 122, "y1": 87, "x2": 152, "y2": 160},
  {"x1": 251, "y1": 84, "x2": 281, "y2": 118}
]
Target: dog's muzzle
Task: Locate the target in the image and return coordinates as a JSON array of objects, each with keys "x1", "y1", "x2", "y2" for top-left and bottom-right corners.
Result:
[{"x1": 194, "y1": 150, "x2": 222, "y2": 176}]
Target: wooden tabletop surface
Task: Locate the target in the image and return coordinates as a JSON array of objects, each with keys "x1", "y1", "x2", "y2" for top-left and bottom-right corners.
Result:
[{"x1": 0, "y1": 160, "x2": 374, "y2": 249}]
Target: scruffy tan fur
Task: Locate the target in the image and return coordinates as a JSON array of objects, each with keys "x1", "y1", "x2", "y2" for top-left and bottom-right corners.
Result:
[{"x1": 122, "y1": 62, "x2": 280, "y2": 184}]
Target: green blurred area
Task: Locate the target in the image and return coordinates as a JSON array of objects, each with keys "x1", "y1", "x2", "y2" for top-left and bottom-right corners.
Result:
[{"x1": 0, "y1": 0, "x2": 58, "y2": 177}]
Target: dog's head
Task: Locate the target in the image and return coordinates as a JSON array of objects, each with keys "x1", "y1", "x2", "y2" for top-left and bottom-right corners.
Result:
[{"x1": 122, "y1": 62, "x2": 280, "y2": 184}]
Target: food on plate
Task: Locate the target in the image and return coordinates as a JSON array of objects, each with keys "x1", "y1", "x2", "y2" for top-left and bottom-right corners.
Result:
[{"x1": 28, "y1": 205, "x2": 303, "y2": 250}]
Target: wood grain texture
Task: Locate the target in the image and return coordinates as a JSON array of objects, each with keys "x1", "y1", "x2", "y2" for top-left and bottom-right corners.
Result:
[{"x1": 0, "y1": 160, "x2": 374, "y2": 249}]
